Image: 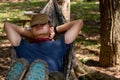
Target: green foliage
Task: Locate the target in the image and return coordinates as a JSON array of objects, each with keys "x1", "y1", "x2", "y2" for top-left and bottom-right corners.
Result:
[
  {"x1": 0, "y1": 1, "x2": 47, "y2": 22},
  {"x1": 71, "y1": 1, "x2": 100, "y2": 48},
  {"x1": 0, "y1": 1, "x2": 100, "y2": 22},
  {"x1": 80, "y1": 58, "x2": 88, "y2": 64},
  {"x1": 0, "y1": 27, "x2": 4, "y2": 33},
  {"x1": 84, "y1": 0, "x2": 99, "y2": 2},
  {"x1": 71, "y1": 1, "x2": 100, "y2": 21},
  {"x1": 82, "y1": 76, "x2": 88, "y2": 80},
  {"x1": 82, "y1": 25, "x2": 100, "y2": 34}
]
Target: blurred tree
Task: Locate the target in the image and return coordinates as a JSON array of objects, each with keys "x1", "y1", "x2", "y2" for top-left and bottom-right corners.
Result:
[
  {"x1": 57, "y1": 0, "x2": 70, "y2": 21},
  {"x1": 47, "y1": 0, "x2": 70, "y2": 21},
  {"x1": 84, "y1": 0, "x2": 98, "y2": 2},
  {"x1": 0, "y1": 0, "x2": 28, "y2": 2},
  {"x1": 99, "y1": 0, "x2": 120, "y2": 67},
  {"x1": 71, "y1": 0, "x2": 84, "y2": 2}
]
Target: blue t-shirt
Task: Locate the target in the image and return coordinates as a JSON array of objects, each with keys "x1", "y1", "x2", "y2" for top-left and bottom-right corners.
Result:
[{"x1": 14, "y1": 35, "x2": 71, "y2": 73}]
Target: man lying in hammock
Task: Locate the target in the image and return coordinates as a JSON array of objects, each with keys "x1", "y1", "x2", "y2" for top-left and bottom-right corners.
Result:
[{"x1": 4, "y1": 14, "x2": 83, "y2": 80}]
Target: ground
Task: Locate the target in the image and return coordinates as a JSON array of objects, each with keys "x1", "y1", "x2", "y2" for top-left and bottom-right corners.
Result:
[{"x1": 0, "y1": 31, "x2": 120, "y2": 80}]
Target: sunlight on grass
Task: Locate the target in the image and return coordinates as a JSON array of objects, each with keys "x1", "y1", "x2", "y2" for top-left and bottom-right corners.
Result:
[
  {"x1": 0, "y1": 1, "x2": 100, "y2": 22},
  {"x1": 76, "y1": 37, "x2": 100, "y2": 49},
  {"x1": 0, "y1": 28, "x2": 4, "y2": 33},
  {"x1": 80, "y1": 58, "x2": 88, "y2": 64},
  {"x1": 0, "y1": 1, "x2": 47, "y2": 22},
  {"x1": 71, "y1": 1, "x2": 100, "y2": 21}
]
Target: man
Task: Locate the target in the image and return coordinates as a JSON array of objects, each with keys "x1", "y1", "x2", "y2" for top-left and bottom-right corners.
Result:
[{"x1": 4, "y1": 14, "x2": 83, "y2": 80}]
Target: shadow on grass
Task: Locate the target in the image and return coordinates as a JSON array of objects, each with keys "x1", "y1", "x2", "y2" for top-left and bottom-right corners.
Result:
[
  {"x1": 76, "y1": 37, "x2": 99, "y2": 46},
  {"x1": 0, "y1": 1, "x2": 46, "y2": 13},
  {"x1": 0, "y1": 46, "x2": 12, "y2": 78},
  {"x1": 71, "y1": 1, "x2": 100, "y2": 21},
  {"x1": 0, "y1": 35, "x2": 12, "y2": 78},
  {"x1": 78, "y1": 71, "x2": 120, "y2": 80},
  {"x1": 85, "y1": 59, "x2": 99, "y2": 67}
]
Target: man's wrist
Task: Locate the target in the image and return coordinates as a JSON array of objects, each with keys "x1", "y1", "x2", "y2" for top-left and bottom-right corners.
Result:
[{"x1": 54, "y1": 27, "x2": 58, "y2": 34}]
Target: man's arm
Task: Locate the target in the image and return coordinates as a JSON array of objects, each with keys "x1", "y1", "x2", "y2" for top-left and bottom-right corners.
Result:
[
  {"x1": 56, "y1": 20, "x2": 83, "y2": 44},
  {"x1": 4, "y1": 22, "x2": 32, "y2": 46}
]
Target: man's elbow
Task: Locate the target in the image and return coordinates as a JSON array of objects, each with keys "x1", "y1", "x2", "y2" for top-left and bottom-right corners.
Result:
[
  {"x1": 12, "y1": 41, "x2": 21, "y2": 47},
  {"x1": 4, "y1": 22, "x2": 9, "y2": 30},
  {"x1": 78, "y1": 19, "x2": 83, "y2": 27},
  {"x1": 76, "y1": 19, "x2": 83, "y2": 30}
]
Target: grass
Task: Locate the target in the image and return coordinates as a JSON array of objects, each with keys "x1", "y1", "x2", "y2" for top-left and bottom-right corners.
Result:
[
  {"x1": 0, "y1": 0, "x2": 100, "y2": 49},
  {"x1": 0, "y1": 1, "x2": 47, "y2": 22},
  {"x1": 0, "y1": 1, "x2": 100, "y2": 22},
  {"x1": 71, "y1": 1, "x2": 100, "y2": 21},
  {"x1": 70, "y1": 1, "x2": 100, "y2": 49}
]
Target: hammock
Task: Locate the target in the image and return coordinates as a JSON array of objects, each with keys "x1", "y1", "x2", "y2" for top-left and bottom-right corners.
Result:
[
  {"x1": 12, "y1": 0, "x2": 76, "y2": 80},
  {"x1": 40, "y1": 0, "x2": 66, "y2": 27},
  {"x1": 39, "y1": 0, "x2": 75, "y2": 80}
]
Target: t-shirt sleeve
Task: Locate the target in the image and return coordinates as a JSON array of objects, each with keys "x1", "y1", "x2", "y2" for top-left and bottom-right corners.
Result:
[
  {"x1": 60, "y1": 35, "x2": 73, "y2": 56},
  {"x1": 13, "y1": 39, "x2": 30, "y2": 58},
  {"x1": 14, "y1": 39, "x2": 27, "y2": 48}
]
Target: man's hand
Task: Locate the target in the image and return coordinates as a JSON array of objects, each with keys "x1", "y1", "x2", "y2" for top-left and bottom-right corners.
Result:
[
  {"x1": 49, "y1": 27, "x2": 55, "y2": 39},
  {"x1": 57, "y1": 20, "x2": 83, "y2": 44}
]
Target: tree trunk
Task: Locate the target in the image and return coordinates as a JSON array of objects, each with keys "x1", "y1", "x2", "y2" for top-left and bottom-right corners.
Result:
[
  {"x1": 99, "y1": 0, "x2": 120, "y2": 67},
  {"x1": 57, "y1": 0, "x2": 70, "y2": 21}
]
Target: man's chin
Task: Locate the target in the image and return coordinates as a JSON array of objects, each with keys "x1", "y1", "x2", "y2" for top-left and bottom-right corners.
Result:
[{"x1": 34, "y1": 34, "x2": 49, "y2": 38}]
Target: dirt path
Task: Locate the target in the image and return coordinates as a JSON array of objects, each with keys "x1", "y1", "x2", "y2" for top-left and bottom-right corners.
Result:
[
  {"x1": 75, "y1": 38, "x2": 120, "y2": 79},
  {"x1": 0, "y1": 39, "x2": 11, "y2": 80}
]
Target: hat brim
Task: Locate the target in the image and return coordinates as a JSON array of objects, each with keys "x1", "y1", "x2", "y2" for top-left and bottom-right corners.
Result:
[{"x1": 30, "y1": 20, "x2": 49, "y2": 27}]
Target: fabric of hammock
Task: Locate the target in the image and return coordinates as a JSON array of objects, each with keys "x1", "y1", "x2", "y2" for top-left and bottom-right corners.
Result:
[
  {"x1": 40, "y1": 0, "x2": 66, "y2": 27},
  {"x1": 39, "y1": 0, "x2": 75, "y2": 80}
]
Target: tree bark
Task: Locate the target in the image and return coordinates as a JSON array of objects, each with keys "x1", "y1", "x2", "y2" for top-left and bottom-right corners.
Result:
[
  {"x1": 57, "y1": 0, "x2": 70, "y2": 21},
  {"x1": 99, "y1": 0, "x2": 120, "y2": 67}
]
